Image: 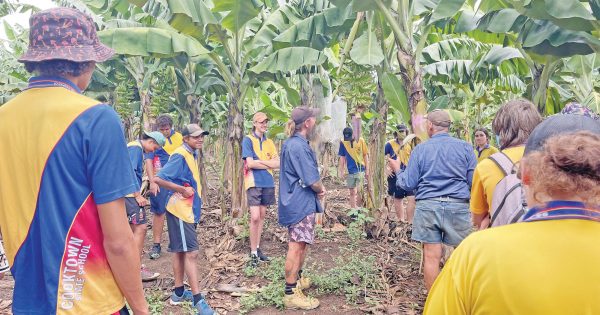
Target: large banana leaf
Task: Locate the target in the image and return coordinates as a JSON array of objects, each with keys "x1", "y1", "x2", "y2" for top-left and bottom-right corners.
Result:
[
  {"x1": 518, "y1": 0, "x2": 599, "y2": 32},
  {"x1": 251, "y1": 5, "x2": 302, "y2": 49},
  {"x1": 476, "y1": 9, "x2": 600, "y2": 57},
  {"x1": 249, "y1": 47, "x2": 327, "y2": 74},
  {"x1": 349, "y1": 31, "x2": 384, "y2": 66},
  {"x1": 273, "y1": 5, "x2": 356, "y2": 50},
  {"x1": 380, "y1": 72, "x2": 411, "y2": 124},
  {"x1": 213, "y1": 0, "x2": 260, "y2": 33},
  {"x1": 99, "y1": 27, "x2": 209, "y2": 58}
]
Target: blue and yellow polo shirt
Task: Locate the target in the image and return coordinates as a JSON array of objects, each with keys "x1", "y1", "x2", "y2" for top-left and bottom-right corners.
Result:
[
  {"x1": 241, "y1": 132, "x2": 278, "y2": 190},
  {"x1": 157, "y1": 143, "x2": 202, "y2": 223},
  {"x1": 151, "y1": 130, "x2": 183, "y2": 173},
  {"x1": 0, "y1": 76, "x2": 139, "y2": 314},
  {"x1": 338, "y1": 138, "x2": 368, "y2": 174},
  {"x1": 385, "y1": 139, "x2": 413, "y2": 169}
]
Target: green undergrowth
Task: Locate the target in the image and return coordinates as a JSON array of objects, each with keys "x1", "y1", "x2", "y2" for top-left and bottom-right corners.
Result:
[
  {"x1": 240, "y1": 246, "x2": 382, "y2": 313},
  {"x1": 240, "y1": 256, "x2": 286, "y2": 313}
]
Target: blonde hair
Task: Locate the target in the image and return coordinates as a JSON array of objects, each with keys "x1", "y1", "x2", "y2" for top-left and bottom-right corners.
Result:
[
  {"x1": 525, "y1": 131, "x2": 600, "y2": 205},
  {"x1": 285, "y1": 120, "x2": 297, "y2": 137}
]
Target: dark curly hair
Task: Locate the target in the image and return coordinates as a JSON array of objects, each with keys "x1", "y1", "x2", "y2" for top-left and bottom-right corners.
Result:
[{"x1": 23, "y1": 59, "x2": 94, "y2": 77}]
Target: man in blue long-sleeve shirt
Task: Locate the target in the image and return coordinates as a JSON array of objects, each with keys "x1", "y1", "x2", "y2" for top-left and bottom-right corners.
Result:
[{"x1": 389, "y1": 110, "x2": 476, "y2": 290}]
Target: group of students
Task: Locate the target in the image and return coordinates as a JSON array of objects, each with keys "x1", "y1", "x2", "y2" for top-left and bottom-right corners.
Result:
[{"x1": 1, "y1": 6, "x2": 600, "y2": 315}]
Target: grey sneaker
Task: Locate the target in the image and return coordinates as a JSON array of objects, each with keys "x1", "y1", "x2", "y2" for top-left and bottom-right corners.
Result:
[
  {"x1": 248, "y1": 253, "x2": 259, "y2": 268},
  {"x1": 149, "y1": 244, "x2": 161, "y2": 260}
]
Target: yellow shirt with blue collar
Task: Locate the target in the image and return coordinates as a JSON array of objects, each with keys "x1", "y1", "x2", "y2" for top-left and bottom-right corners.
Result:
[{"x1": 242, "y1": 131, "x2": 278, "y2": 190}]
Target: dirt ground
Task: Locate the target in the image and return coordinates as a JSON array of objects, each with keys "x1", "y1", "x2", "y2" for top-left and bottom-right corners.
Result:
[{"x1": 0, "y1": 170, "x2": 426, "y2": 315}]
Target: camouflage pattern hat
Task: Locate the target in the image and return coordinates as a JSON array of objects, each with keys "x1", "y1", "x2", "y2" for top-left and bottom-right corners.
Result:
[{"x1": 18, "y1": 7, "x2": 114, "y2": 63}]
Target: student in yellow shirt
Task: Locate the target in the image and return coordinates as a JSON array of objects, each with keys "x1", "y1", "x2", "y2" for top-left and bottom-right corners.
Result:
[
  {"x1": 425, "y1": 130, "x2": 600, "y2": 315},
  {"x1": 338, "y1": 127, "x2": 369, "y2": 209},
  {"x1": 470, "y1": 100, "x2": 541, "y2": 229},
  {"x1": 473, "y1": 128, "x2": 498, "y2": 163}
]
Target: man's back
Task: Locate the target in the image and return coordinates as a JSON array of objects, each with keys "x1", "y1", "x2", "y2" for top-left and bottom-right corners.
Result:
[
  {"x1": 425, "y1": 219, "x2": 600, "y2": 314},
  {"x1": 0, "y1": 82, "x2": 137, "y2": 314},
  {"x1": 400, "y1": 133, "x2": 476, "y2": 200}
]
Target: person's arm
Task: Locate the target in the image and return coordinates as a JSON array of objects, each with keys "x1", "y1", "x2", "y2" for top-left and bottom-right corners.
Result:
[
  {"x1": 97, "y1": 199, "x2": 149, "y2": 315},
  {"x1": 466, "y1": 145, "x2": 477, "y2": 188},
  {"x1": 84, "y1": 106, "x2": 147, "y2": 314},
  {"x1": 153, "y1": 177, "x2": 194, "y2": 198},
  {"x1": 246, "y1": 157, "x2": 271, "y2": 170},
  {"x1": 396, "y1": 147, "x2": 420, "y2": 191},
  {"x1": 473, "y1": 213, "x2": 490, "y2": 230},
  {"x1": 133, "y1": 191, "x2": 149, "y2": 207},
  {"x1": 469, "y1": 166, "x2": 490, "y2": 228},
  {"x1": 362, "y1": 140, "x2": 369, "y2": 176},
  {"x1": 145, "y1": 158, "x2": 159, "y2": 196}
]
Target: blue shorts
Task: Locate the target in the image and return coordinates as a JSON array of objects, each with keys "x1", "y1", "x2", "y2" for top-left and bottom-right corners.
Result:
[
  {"x1": 411, "y1": 199, "x2": 472, "y2": 246},
  {"x1": 149, "y1": 188, "x2": 170, "y2": 215}
]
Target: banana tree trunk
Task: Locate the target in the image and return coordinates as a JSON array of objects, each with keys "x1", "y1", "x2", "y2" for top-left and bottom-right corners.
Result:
[
  {"x1": 367, "y1": 79, "x2": 389, "y2": 211},
  {"x1": 139, "y1": 90, "x2": 152, "y2": 137},
  {"x1": 397, "y1": 50, "x2": 428, "y2": 138},
  {"x1": 225, "y1": 91, "x2": 245, "y2": 218}
]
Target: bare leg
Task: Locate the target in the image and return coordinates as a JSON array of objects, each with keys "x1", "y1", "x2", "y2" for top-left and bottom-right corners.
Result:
[
  {"x1": 285, "y1": 241, "x2": 306, "y2": 284},
  {"x1": 173, "y1": 252, "x2": 185, "y2": 287},
  {"x1": 394, "y1": 198, "x2": 404, "y2": 222},
  {"x1": 131, "y1": 224, "x2": 147, "y2": 256},
  {"x1": 249, "y1": 206, "x2": 261, "y2": 252},
  {"x1": 423, "y1": 243, "x2": 443, "y2": 290},
  {"x1": 349, "y1": 188, "x2": 357, "y2": 209},
  {"x1": 152, "y1": 213, "x2": 165, "y2": 244},
  {"x1": 406, "y1": 196, "x2": 416, "y2": 224},
  {"x1": 256, "y1": 206, "x2": 267, "y2": 249},
  {"x1": 184, "y1": 251, "x2": 200, "y2": 294}
]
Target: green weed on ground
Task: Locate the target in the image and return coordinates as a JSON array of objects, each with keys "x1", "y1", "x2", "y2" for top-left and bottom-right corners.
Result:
[
  {"x1": 310, "y1": 248, "x2": 382, "y2": 304},
  {"x1": 240, "y1": 246, "x2": 382, "y2": 312},
  {"x1": 240, "y1": 256, "x2": 286, "y2": 313}
]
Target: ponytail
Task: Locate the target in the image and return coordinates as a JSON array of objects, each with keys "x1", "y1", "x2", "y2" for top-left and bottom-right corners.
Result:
[{"x1": 285, "y1": 120, "x2": 296, "y2": 137}]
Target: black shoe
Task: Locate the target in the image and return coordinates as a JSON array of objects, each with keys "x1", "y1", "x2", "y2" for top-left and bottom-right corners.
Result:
[
  {"x1": 256, "y1": 248, "x2": 270, "y2": 262},
  {"x1": 248, "y1": 253, "x2": 259, "y2": 268}
]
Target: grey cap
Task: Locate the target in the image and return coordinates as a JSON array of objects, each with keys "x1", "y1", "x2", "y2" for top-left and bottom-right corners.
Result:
[
  {"x1": 182, "y1": 124, "x2": 209, "y2": 137},
  {"x1": 524, "y1": 114, "x2": 600, "y2": 155},
  {"x1": 291, "y1": 106, "x2": 321, "y2": 125},
  {"x1": 426, "y1": 110, "x2": 451, "y2": 127}
]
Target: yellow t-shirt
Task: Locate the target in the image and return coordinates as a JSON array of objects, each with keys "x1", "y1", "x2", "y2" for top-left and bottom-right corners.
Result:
[
  {"x1": 387, "y1": 139, "x2": 413, "y2": 166},
  {"x1": 470, "y1": 146, "x2": 524, "y2": 215},
  {"x1": 424, "y1": 219, "x2": 600, "y2": 315},
  {"x1": 474, "y1": 145, "x2": 499, "y2": 163}
]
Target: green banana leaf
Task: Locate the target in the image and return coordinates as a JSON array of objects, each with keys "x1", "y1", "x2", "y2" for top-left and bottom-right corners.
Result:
[
  {"x1": 98, "y1": 27, "x2": 209, "y2": 58},
  {"x1": 349, "y1": 31, "x2": 384, "y2": 66},
  {"x1": 249, "y1": 47, "x2": 327, "y2": 74}
]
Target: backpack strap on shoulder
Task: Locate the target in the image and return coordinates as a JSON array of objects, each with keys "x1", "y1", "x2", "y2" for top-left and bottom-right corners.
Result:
[{"x1": 488, "y1": 151, "x2": 514, "y2": 176}]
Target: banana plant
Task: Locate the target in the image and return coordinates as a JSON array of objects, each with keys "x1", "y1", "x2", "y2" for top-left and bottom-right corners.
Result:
[
  {"x1": 91, "y1": 0, "x2": 338, "y2": 217},
  {"x1": 457, "y1": 0, "x2": 600, "y2": 113}
]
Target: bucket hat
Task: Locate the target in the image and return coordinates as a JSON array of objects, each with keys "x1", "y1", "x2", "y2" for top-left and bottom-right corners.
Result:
[{"x1": 18, "y1": 7, "x2": 114, "y2": 63}]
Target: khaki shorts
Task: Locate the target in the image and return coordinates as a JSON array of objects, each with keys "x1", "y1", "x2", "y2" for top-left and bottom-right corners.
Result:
[{"x1": 346, "y1": 172, "x2": 365, "y2": 189}]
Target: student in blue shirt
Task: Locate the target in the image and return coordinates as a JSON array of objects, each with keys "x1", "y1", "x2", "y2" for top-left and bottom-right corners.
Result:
[
  {"x1": 125, "y1": 131, "x2": 165, "y2": 282},
  {"x1": 153, "y1": 124, "x2": 214, "y2": 315},
  {"x1": 279, "y1": 107, "x2": 325, "y2": 310},
  {"x1": 389, "y1": 110, "x2": 476, "y2": 290},
  {"x1": 338, "y1": 127, "x2": 369, "y2": 209}
]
